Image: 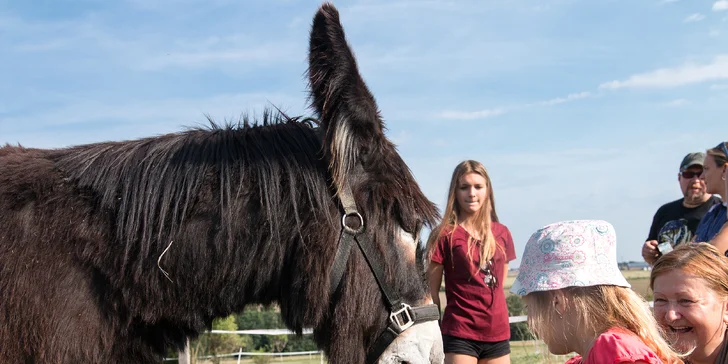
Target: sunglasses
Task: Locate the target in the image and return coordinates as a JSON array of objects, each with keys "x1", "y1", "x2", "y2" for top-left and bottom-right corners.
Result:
[
  {"x1": 680, "y1": 170, "x2": 703, "y2": 179},
  {"x1": 480, "y1": 260, "x2": 498, "y2": 288},
  {"x1": 718, "y1": 142, "x2": 728, "y2": 158}
]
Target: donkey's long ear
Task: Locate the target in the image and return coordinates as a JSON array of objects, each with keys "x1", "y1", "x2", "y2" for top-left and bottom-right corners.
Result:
[{"x1": 308, "y1": 2, "x2": 383, "y2": 189}]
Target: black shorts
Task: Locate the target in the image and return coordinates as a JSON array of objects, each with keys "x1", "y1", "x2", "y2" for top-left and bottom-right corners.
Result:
[{"x1": 442, "y1": 334, "x2": 510, "y2": 359}]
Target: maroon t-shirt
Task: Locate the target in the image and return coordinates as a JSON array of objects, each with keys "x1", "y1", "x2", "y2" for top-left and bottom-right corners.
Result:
[{"x1": 431, "y1": 222, "x2": 516, "y2": 342}]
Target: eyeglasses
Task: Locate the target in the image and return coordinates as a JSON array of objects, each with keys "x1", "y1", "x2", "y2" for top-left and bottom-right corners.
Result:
[{"x1": 680, "y1": 170, "x2": 703, "y2": 179}]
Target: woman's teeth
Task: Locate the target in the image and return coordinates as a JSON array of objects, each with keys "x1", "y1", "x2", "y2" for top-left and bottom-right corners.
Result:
[{"x1": 670, "y1": 326, "x2": 693, "y2": 334}]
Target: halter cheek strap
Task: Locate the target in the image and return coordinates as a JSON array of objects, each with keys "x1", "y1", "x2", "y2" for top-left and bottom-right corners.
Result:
[{"x1": 328, "y1": 182, "x2": 440, "y2": 364}]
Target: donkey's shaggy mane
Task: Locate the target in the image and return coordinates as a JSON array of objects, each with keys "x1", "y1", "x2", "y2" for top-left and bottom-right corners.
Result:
[{"x1": 52, "y1": 111, "x2": 334, "y2": 281}]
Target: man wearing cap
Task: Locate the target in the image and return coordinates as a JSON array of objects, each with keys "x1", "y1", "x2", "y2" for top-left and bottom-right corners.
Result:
[{"x1": 642, "y1": 152, "x2": 721, "y2": 265}]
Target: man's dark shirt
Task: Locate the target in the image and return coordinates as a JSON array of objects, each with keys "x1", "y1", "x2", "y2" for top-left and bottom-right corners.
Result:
[{"x1": 647, "y1": 196, "x2": 722, "y2": 242}]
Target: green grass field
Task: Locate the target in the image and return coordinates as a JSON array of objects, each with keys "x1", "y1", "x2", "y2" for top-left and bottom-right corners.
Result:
[
  {"x1": 218, "y1": 356, "x2": 324, "y2": 364},
  {"x1": 510, "y1": 341, "x2": 577, "y2": 363},
  {"x1": 213, "y1": 343, "x2": 577, "y2": 364}
]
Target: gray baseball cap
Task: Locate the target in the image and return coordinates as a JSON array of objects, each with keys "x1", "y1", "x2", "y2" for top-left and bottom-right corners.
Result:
[{"x1": 680, "y1": 152, "x2": 706, "y2": 171}]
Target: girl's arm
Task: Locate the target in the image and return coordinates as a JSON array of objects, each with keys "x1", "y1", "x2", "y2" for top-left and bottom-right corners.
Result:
[{"x1": 427, "y1": 262, "x2": 444, "y2": 318}]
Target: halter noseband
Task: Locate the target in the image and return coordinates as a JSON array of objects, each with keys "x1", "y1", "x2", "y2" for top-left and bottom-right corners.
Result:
[{"x1": 328, "y1": 182, "x2": 440, "y2": 364}]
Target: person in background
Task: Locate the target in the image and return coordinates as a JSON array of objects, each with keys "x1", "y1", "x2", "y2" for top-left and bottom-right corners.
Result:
[
  {"x1": 695, "y1": 142, "x2": 728, "y2": 253},
  {"x1": 427, "y1": 160, "x2": 516, "y2": 364},
  {"x1": 513, "y1": 220, "x2": 682, "y2": 364},
  {"x1": 651, "y1": 243, "x2": 728, "y2": 363},
  {"x1": 642, "y1": 152, "x2": 719, "y2": 265}
]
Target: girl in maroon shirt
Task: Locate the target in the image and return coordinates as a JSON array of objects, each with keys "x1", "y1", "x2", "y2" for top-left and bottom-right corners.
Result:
[{"x1": 427, "y1": 160, "x2": 516, "y2": 364}]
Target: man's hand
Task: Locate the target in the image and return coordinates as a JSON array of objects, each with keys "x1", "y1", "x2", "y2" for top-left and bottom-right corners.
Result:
[{"x1": 642, "y1": 240, "x2": 659, "y2": 265}]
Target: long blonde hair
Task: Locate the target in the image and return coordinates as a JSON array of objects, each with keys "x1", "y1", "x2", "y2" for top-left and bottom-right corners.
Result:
[
  {"x1": 426, "y1": 160, "x2": 500, "y2": 272},
  {"x1": 524, "y1": 286, "x2": 683, "y2": 363}
]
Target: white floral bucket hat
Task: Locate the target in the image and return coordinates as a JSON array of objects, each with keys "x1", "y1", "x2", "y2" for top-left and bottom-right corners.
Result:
[{"x1": 510, "y1": 220, "x2": 630, "y2": 296}]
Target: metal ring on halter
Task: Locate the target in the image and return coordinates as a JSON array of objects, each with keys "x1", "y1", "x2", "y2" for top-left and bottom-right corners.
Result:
[{"x1": 342, "y1": 212, "x2": 364, "y2": 234}]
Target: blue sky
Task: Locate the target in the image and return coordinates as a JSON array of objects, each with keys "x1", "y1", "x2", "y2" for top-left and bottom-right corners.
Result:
[{"x1": 2, "y1": 0, "x2": 728, "y2": 266}]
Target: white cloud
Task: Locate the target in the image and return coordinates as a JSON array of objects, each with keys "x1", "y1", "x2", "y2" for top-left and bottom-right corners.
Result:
[
  {"x1": 123, "y1": 0, "x2": 234, "y2": 11},
  {"x1": 537, "y1": 92, "x2": 591, "y2": 106},
  {"x1": 683, "y1": 13, "x2": 706, "y2": 23},
  {"x1": 436, "y1": 108, "x2": 506, "y2": 120},
  {"x1": 344, "y1": 0, "x2": 456, "y2": 16},
  {"x1": 128, "y1": 32, "x2": 303, "y2": 70},
  {"x1": 2, "y1": 10, "x2": 302, "y2": 73},
  {"x1": 531, "y1": 5, "x2": 551, "y2": 11},
  {"x1": 660, "y1": 98, "x2": 690, "y2": 107},
  {"x1": 435, "y1": 91, "x2": 592, "y2": 121},
  {"x1": 13, "y1": 39, "x2": 74, "y2": 52},
  {"x1": 713, "y1": 1, "x2": 728, "y2": 12},
  {"x1": 599, "y1": 55, "x2": 728, "y2": 89},
  {"x1": 139, "y1": 44, "x2": 300, "y2": 70},
  {"x1": 710, "y1": 29, "x2": 722, "y2": 37}
]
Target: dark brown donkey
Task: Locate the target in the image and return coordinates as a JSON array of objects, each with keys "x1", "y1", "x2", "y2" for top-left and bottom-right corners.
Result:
[{"x1": 0, "y1": 3, "x2": 445, "y2": 364}]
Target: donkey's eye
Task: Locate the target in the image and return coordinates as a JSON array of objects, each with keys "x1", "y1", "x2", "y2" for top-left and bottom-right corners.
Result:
[{"x1": 359, "y1": 146, "x2": 371, "y2": 164}]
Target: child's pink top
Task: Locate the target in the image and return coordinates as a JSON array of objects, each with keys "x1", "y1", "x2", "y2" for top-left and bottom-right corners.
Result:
[{"x1": 565, "y1": 328, "x2": 663, "y2": 364}]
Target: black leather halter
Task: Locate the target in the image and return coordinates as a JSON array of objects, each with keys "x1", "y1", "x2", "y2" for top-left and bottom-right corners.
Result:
[{"x1": 328, "y1": 182, "x2": 440, "y2": 364}]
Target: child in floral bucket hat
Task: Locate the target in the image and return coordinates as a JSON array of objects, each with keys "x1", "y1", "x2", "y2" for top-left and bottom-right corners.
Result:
[{"x1": 511, "y1": 220, "x2": 683, "y2": 364}]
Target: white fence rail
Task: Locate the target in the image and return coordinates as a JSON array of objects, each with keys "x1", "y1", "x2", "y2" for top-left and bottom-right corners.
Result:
[
  {"x1": 208, "y1": 328, "x2": 314, "y2": 335},
  {"x1": 165, "y1": 349, "x2": 324, "y2": 363}
]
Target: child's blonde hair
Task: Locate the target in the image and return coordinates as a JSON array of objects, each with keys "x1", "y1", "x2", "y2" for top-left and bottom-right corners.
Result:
[
  {"x1": 426, "y1": 160, "x2": 500, "y2": 273},
  {"x1": 524, "y1": 285, "x2": 683, "y2": 363}
]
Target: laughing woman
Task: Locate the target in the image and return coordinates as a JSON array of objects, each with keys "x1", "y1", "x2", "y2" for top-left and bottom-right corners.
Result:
[{"x1": 651, "y1": 243, "x2": 728, "y2": 363}]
